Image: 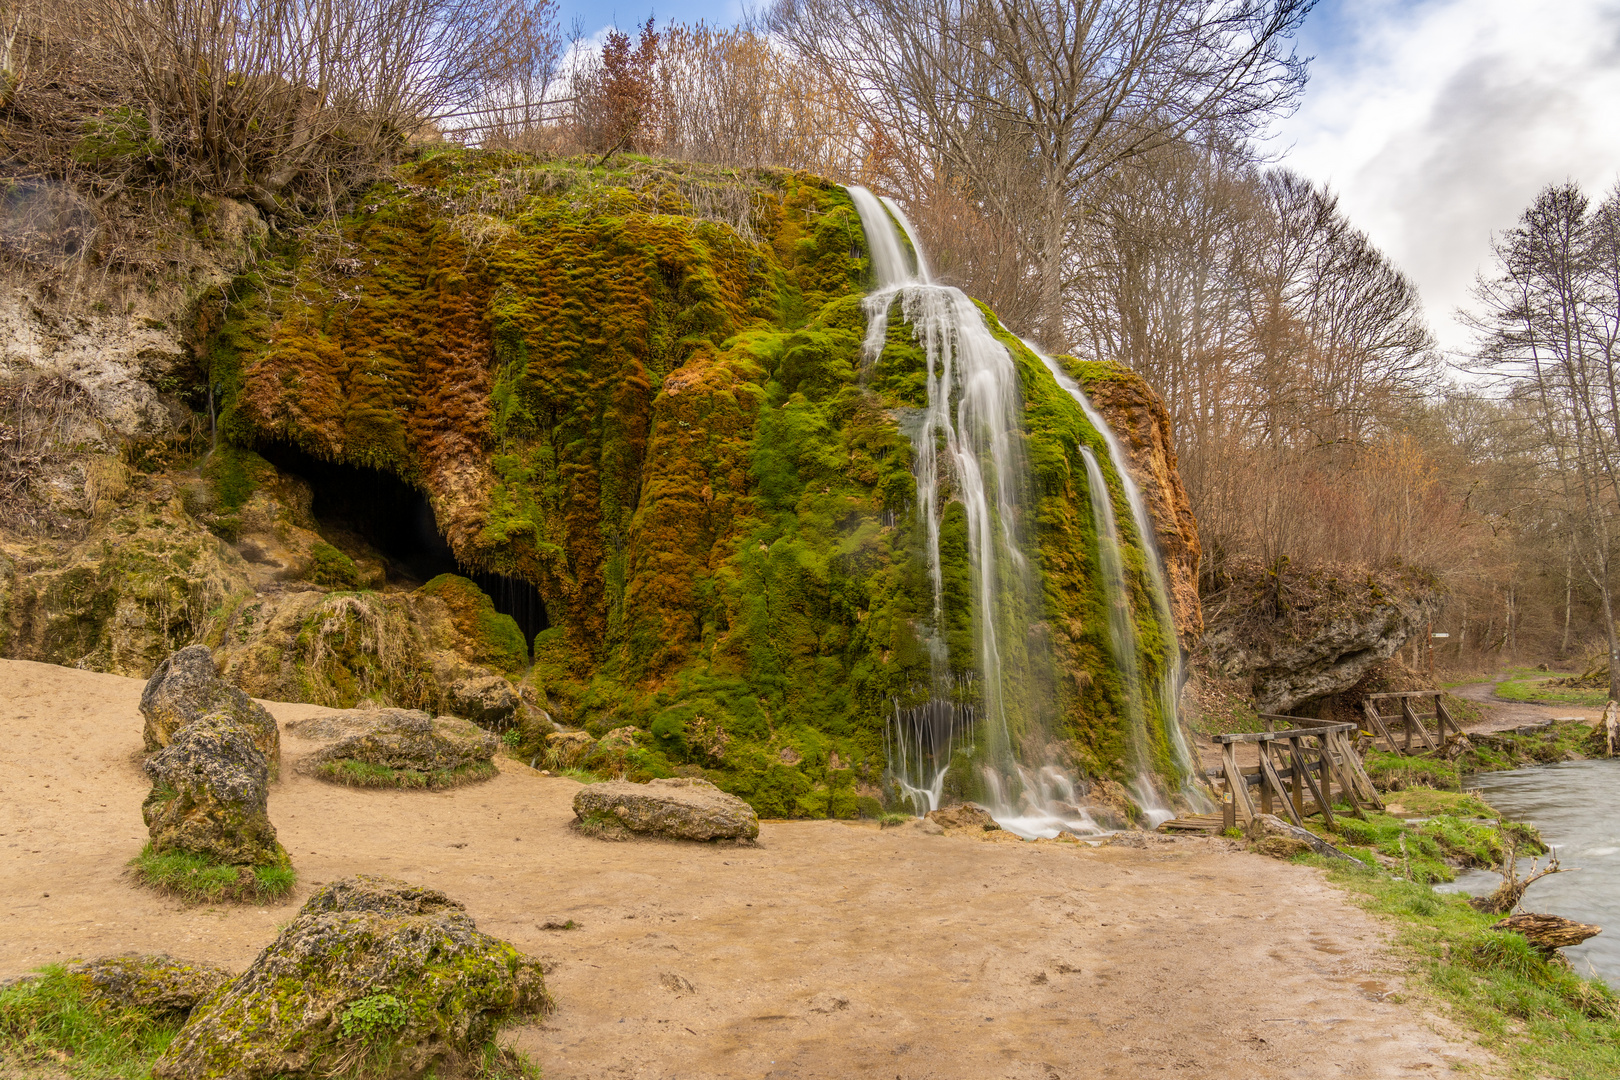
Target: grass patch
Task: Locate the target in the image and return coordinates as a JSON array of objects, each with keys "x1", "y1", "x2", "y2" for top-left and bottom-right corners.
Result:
[
  {"x1": 573, "y1": 811, "x2": 632, "y2": 841},
  {"x1": 1365, "y1": 749, "x2": 1461, "y2": 791},
  {"x1": 0, "y1": 966, "x2": 180, "y2": 1078},
  {"x1": 1495, "y1": 675, "x2": 1609, "y2": 709},
  {"x1": 878, "y1": 812, "x2": 911, "y2": 828},
  {"x1": 1382, "y1": 787, "x2": 1498, "y2": 818},
  {"x1": 1313, "y1": 858, "x2": 1620, "y2": 1078},
  {"x1": 313, "y1": 758, "x2": 498, "y2": 790},
  {"x1": 128, "y1": 845, "x2": 295, "y2": 905},
  {"x1": 553, "y1": 766, "x2": 602, "y2": 784}
]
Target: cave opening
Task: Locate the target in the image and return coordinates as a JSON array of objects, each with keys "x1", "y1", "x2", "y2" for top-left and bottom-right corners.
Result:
[{"x1": 256, "y1": 443, "x2": 550, "y2": 650}]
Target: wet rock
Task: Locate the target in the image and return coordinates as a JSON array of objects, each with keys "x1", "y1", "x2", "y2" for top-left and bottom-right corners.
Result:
[
  {"x1": 66, "y1": 955, "x2": 233, "y2": 1018},
  {"x1": 1086, "y1": 779, "x2": 1139, "y2": 830},
  {"x1": 925, "y1": 803, "x2": 1001, "y2": 832},
  {"x1": 142, "y1": 712, "x2": 287, "y2": 868},
  {"x1": 545, "y1": 729, "x2": 594, "y2": 769},
  {"x1": 1247, "y1": 813, "x2": 1360, "y2": 864},
  {"x1": 446, "y1": 675, "x2": 519, "y2": 729},
  {"x1": 295, "y1": 708, "x2": 499, "y2": 785},
  {"x1": 141, "y1": 645, "x2": 279, "y2": 767},
  {"x1": 152, "y1": 875, "x2": 549, "y2": 1080},
  {"x1": 573, "y1": 777, "x2": 759, "y2": 842}
]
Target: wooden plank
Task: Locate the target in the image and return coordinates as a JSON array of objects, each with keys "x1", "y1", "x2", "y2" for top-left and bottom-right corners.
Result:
[
  {"x1": 1316, "y1": 735, "x2": 1333, "y2": 814},
  {"x1": 1320, "y1": 733, "x2": 1367, "y2": 819},
  {"x1": 1363, "y1": 700, "x2": 1400, "y2": 754},
  {"x1": 1257, "y1": 749, "x2": 1303, "y2": 827},
  {"x1": 1222, "y1": 743, "x2": 1255, "y2": 822},
  {"x1": 1286, "y1": 738, "x2": 1306, "y2": 821},
  {"x1": 1436, "y1": 695, "x2": 1460, "y2": 740},
  {"x1": 1402, "y1": 695, "x2": 1437, "y2": 752},
  {"x1": 1334, "y1": 730, "x2": 1384, "y2": 810},
  {"x1": 1255, "y1": 716, "x2": 1358, "y2": 732},
  {"x1": 1289, "y1": 739, "x2": 1335, "y2": 829}
]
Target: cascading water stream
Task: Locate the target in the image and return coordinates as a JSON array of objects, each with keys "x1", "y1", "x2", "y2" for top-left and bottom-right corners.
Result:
[
  {"x1": 1029, "y1": 351, "x2": 1207, "y2": 812},
  {"x1": 850, "y1": 187, "x2": 1103, "y2": 839}
]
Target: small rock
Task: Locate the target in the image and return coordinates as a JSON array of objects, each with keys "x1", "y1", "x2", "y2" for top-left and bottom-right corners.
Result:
[
  {"x1": 153, "y1": 875, "x2": 549, "y2": 1080},
  {"x1": 545, "y1": 730, "x2": 595, "y2": 769},
  {"x1": 1247, "y1": 813, "x2": 1360, "y2": 864},
  {"x1": 66, "y1": 955, "x2": 233, "y2": 1018},
  {"x1": 1255, "y1": 835, "x2": 1313, "y2": 859},
  {"x1": 445, "y1": 675, "x2": 519, "y2": 729},
  {"x1": 573, "y1": 777, "x2": 759, "y2": 841},
  {"x1": 143, "y1": 713, "x2": 287, "y2": 868},
  {"x1": 907, "y1": 817, "x2": 945, "y2": 836},
  {"x1": 141, "y1": 645, "x2": 279, "y2": 766},
  {"x1": 925, "y1": 802, "x2": 1001, "y2": 832}
]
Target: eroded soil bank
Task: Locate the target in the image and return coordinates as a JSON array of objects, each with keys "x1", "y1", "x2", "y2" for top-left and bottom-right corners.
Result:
[{"x1": 1, "y1": 658, "x2": 1491, "y2": 1078}]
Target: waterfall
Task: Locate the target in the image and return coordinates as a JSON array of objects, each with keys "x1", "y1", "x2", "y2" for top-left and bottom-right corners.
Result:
[
  {"x1": 1030, "y1": 351, "x2": 1204, "y2": 809},
  {"x1": 850, "y1": 187, "x2": 1103, "y2": 839},
  {"x1": 850, "y1": 184, "x2": 1207, "y2": 832}
]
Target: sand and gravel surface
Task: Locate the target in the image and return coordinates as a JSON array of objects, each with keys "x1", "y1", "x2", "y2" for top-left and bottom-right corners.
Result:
[{"x1": 1, "y1": 657, "x2": 1493, "y2": 1078}]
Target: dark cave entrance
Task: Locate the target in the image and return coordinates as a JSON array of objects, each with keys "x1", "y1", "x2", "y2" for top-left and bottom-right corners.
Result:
[{"x1": 257, "y1": 443, "x2": 550, "y2": 651}]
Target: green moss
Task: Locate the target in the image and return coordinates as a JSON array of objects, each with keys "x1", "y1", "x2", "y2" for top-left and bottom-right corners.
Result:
[
  {"x1": 419, "y1": 574, "x2": 528, "y2": 674},
  {"x1": 129, "y1": 843, "x2": 296, "y2": 904},
  {"x1": 306, "y1": 541, "x2": 363, "y2": 588}
]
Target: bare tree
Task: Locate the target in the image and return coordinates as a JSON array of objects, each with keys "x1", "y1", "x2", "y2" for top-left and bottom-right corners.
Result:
[
  {"x1": 1470, "y1": 181, "x2": 1620, "y2": 700},
  {"x1": 769, "y1": 0, "x2": 1312, "y2": 347}
]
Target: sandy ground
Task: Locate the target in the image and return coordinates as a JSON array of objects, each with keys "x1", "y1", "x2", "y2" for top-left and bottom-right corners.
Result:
[{"x1": 0, "y1": 658, "x2": 1497, "y2": 1079}]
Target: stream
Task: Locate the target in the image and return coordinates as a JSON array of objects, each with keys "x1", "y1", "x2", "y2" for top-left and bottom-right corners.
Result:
[{"x1": 1435, "y1": 758, "x2": 1620, "y2": 986}]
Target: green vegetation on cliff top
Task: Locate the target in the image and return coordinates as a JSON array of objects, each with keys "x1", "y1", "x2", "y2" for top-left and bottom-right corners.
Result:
[{"x1": 199, "y1": 149, "x2": 1183, "y2": 813}]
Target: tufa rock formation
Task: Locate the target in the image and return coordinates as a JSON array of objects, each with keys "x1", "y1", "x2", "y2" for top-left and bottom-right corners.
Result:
[
  {"x1": 292, "y1": 708, "x2": 499, "y2": 788},
  {"x1": 573, "y1": 777, "x2": 761, "y2": 842},
  {"x1": 142, "y1": 712, "x2": 288, "y2": 869},
  {"x1": 141, "y1": 645, "x2": 280, "y2": 766},
  {"x1": 925, "y1": 802, "x2": 1001, "y2": 833},
  {"x1": 65, "y1": 955, "x2": 234, "y2": 1019},
  {"x1": 152, "y1": 875, "x2": 549, "y2": 1080}
]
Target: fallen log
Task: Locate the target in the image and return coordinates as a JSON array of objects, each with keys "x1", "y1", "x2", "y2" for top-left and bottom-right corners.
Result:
[{"x1": 1491, "y1": 913, "x2": 1603, "y2": 958}]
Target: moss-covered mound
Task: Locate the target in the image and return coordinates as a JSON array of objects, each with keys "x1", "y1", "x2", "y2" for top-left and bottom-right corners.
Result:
[{"x1": 201, "y1": 150, "x2": 1192, "y2": 812}]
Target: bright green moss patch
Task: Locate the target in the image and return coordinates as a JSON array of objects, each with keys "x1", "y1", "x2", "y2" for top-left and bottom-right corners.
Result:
[
  {"x1": 0, "y1": 965, "x2": 181, "y2": 1079},
  {"x1": 128, "y1": 843, "x2": 296, "y2": 904},
  {"x1": 314, "y1": 757, "x2": 498, "y2": 790},
  {"x1": 1495, "y1": 671, "x2": 1610, "y2": 708},
  {"x1": 306, "y1": 541, "x2": 363, "y2": 588},
  {"x1": 1314, "y1": 859, "x2": 1620, "y2": 1078},
  {"x1": 419, "y1": 574, "x2": 528, "y2": 673}
]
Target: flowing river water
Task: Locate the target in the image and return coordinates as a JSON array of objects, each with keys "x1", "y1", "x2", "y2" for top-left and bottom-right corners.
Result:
[{"x1": 1437, "y1": 758, "x2": 1620, "y2": 986}]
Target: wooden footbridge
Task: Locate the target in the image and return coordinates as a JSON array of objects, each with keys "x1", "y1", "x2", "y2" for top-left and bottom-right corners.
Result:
[
  {"x1": 1160, "y1": 716, "x2": 1384, "y2": 835},
  {"x1": 1359, "y1": 692, "x2": 1465, "y2": 755}
]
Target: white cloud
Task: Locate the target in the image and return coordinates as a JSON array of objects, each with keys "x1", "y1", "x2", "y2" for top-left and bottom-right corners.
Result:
[{"x1": 1266, "y1": 0, "x2": 1620, "y2": 355}]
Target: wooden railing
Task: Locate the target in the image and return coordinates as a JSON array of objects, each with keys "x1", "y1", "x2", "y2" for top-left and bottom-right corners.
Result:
[
  {"x1": 1360, "y1": 692, "x2": 1464, "y2": 755},
  {"x1": 1211, "y1": 717, "x2": 1382, "y2": 832}
]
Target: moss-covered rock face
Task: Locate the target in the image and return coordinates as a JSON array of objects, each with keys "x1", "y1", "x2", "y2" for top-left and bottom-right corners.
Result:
[
  {"x1": 65, "y1": 955, "x2": 234, "y2": 1020},
  {"x1": 142, "y1": 644, "x2": 280, "y2": 766},
  {"x1": 189, "y1": 150, "x2": 1201, "y2": 806},
  {"x1": 141, "y1": 712, "x2": 288, "y2": 869},
  {"x1": 152, "y1": 875, "x2": 549, "y2": 1080}
]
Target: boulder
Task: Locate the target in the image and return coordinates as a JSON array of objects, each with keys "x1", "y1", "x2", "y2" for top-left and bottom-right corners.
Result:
[
  {"x1": 66, "y1": 955, "x2": 233, "y2": 1018},
  {"x1": 152, "y1": 875, "x2": 550, "y2": 1080},
  {"x1": 1247, "y1": 813, "x2": 1360, "y2": 864},
  {"x1": 143, "y1": 712, "x2": 287, "y2": 868},
  {"x1": 295, "y1": 708, "x2": 499, "y2": 788},
  {"x1": 573, "y1": 777, "x2": 759, "y2": 842},
  {"x1": 445, "y1": 675, "x2": 519, "y2": 729},
  {"x1": 925, "y1": 802, "x2": 1001, "y2": 832},
  {"x1": 142, "y1": 645, "x2": 279, "y2": 766}
]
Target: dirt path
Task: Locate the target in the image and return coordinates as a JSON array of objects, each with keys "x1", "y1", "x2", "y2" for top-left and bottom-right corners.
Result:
[
  {"x1": 0, "y1": 658, "x2": 1494, "y2": 1079},
  {"x1": 1450, "y1": 680, "x2": 1599, "y2": 733}
]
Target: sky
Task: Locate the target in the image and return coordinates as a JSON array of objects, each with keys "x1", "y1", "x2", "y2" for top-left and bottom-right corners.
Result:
[{"x1": 557, "y1": 0, "x2": 1620, "y2": 357}]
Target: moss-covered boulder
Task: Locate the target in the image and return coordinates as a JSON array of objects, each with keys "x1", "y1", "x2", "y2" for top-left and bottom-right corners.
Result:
[
  {"x1": 65, "y1": 955, "x2": 234, "y2": 1019},
  {"x1": 142, "y1": 645, "x2": 280, "y2": 767},
  {"x1": 573, "y1": 777, "x2": 760, "y2": 841},
  {"x1": 142, "y1": 712, "x2": 288, "y2": 869},
  {"x1": 152, "y1": 875, "x2": 550, "y2": 1080},
  {"x1": 445, "y1": 674, "x2": 519, "y2": 729},
  {"x1": 294, "y1": 708, "x2": 499, "y2": 789}
]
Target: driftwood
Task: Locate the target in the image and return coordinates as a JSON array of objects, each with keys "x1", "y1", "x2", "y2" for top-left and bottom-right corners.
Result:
[
  {"x1": 1491, "y1": 913, "x2": 1602, "y2": 958},
  {"x1": 1470, "y1": 835, "x2": 1572, "y2": 915},
  {"x1": 1602, "y1": 700, "x2": 1618, "y2": 758}
]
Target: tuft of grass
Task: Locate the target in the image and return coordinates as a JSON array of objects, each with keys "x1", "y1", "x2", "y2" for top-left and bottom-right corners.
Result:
[
  {"x1": 128, "y1": 844, "x2": 296, "y2": 905},
  {"x1": 0, "y1": 965, "x2": 180, "y2": 1078},
  {"x1": 574, "y1": 811, "x2": 631, "y2": 841},
  {"x1": 1313, "y1": 858, "x2": 1620, "y2": 1077},
  {"x1": 554, "y1": 766, "x2": 601, "y2": 784},
  {"x1": 877, "y1": 812, "x2": 910, "y2": 828},
  {"x1": 313, "y1": 758, "x2": 497, "y2": 790}
]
